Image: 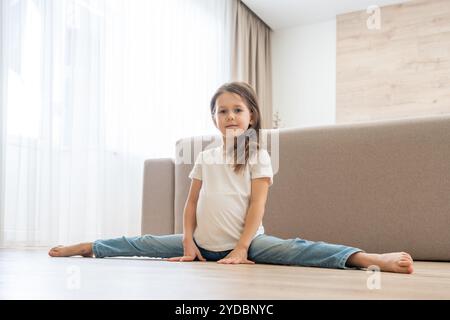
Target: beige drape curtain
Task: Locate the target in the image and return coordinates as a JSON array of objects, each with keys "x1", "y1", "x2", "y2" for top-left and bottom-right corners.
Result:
[
  {"x1": 0, "y1": 1, "x2": 5, "y2": 245},
  {"x1": 231, "y1": 0, "x2": 273, "y2": 129}
]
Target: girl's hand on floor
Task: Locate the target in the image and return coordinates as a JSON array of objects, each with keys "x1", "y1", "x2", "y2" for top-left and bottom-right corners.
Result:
[
  {"x1": 164, "y1": 239, "x2": 206, "y2": 262},
  {"x1": 217, "y1": 248, "x2": 255, "y2": 265}
]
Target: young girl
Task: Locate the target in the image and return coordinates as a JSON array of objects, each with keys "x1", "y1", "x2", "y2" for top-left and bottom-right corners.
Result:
[{"x1": 49, "y1": 82, "x2": 414, "y2": 274}]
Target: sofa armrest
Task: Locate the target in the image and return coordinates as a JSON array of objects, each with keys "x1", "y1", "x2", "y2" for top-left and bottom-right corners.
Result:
[{"x1": 141, "y1": 158, "x2": 174, "y2": 235}]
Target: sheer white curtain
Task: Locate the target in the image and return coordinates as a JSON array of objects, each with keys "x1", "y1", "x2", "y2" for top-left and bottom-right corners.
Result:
[{"x1": 0, "y1": 0, "x2": 232, "y2": 247}]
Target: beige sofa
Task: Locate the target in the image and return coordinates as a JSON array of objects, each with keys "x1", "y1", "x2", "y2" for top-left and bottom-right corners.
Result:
[{"x1": 141, "y1": 115, "x2": 450, "y2": 261}]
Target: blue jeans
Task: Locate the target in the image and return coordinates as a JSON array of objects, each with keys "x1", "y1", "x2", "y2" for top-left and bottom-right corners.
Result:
[{"x1": 93, "y1": 234, "x2": 363, "y2": 270}]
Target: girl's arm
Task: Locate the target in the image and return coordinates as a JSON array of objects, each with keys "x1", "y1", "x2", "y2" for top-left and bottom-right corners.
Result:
[
  {"x1": 236, "y1": 177, "x2": 271, "y2": 250},
  {"x1": 165, "y1": 178, "x2": 205, "y2": 262},
  {"x1": 183, "y1": 178, "x2": 202, "y2": 242},
  {"x1": 218, "y1": 177, "x2": 271, "y2": 264}
]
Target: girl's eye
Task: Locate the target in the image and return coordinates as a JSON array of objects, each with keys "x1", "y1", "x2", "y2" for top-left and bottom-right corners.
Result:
[{"x1": 218, "y1": 109, "x2": 242, "y2": 114}]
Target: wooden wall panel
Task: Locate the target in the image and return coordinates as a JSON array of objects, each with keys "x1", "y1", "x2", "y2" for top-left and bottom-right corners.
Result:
[{"x1": 336, "y1": 0, "x2": 450, "y2": 123}]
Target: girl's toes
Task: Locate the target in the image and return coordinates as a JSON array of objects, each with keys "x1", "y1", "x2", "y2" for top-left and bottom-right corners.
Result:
[
  {"x1": 48, "y1": 245, "x2": 63, "y2": 257},
  {"x1": 401, "y1": 252, "x2": 412, "y2": 260},
  {"x1": 398, "y1": 260, "x2": 412, "y2": 267}
]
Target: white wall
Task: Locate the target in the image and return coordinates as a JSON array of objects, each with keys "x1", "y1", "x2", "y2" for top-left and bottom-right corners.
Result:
[{"x1": 272, "y1": 19, "x2": 336, "y2": 129}]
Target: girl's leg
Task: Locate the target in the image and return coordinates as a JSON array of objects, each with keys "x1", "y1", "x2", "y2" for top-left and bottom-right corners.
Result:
[
  {"x1": 49, "y1": 234, "x2": 184, "y2": 259},
  {"x1": 247, "y1": 234, "x2": 362, "y2": 270},
  {"x1": 247, "y1": 234, "x2": 413, "y2": 273}
]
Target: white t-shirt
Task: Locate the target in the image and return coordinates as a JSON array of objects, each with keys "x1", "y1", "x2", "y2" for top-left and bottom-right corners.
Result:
[{"x1": 188, "y1": 145, "x2": 274, "y2": 251}]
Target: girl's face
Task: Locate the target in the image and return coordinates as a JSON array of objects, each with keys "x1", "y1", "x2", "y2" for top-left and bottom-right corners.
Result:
[{"x1": 213, "y1": 92, "x2": 253, "y2": 138}]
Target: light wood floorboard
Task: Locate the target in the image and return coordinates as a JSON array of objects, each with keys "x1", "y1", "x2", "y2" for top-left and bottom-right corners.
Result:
[{"x1": 1, "y1": 248, "x2": 449, "y2": 299}]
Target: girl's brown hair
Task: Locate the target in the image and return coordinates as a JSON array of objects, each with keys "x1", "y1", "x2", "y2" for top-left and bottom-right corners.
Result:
[{"x1": 210, "y1": 82, "x2": 262, "y2": 174}]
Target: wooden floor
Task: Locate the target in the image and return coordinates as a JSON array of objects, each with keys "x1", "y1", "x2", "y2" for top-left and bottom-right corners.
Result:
[{"x1": 1, "y1": 248, "x2": 450, "y2": 299}]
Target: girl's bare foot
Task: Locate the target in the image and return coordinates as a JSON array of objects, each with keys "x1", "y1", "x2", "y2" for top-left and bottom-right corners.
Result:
[
  {"x1": 48, "y1": 243, "x2": 94, "y2": 258},
  {"x1": 347, "y1": 252, "x2": 414, "y2": 274}
]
